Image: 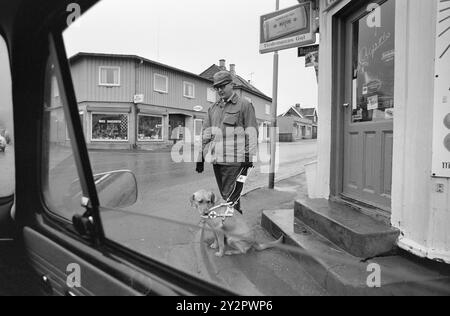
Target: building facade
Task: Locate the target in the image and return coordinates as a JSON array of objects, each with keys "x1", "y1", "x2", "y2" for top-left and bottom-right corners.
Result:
[
  {"x1": 278, "y1": 104, "x2": 318, "y2": 141},
  {"x1": 312, "y1": 0, "x2": 450, "y2": 263},
  {"x1": 59, "y1": 54, "x2": 273, "y2": 150},
  {"x1": 67, "y1": 53, "x2": 219, "y2": 150}
]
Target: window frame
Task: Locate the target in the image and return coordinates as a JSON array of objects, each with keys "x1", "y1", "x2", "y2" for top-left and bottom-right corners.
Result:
[
  {"x1": 16, "y1": 4, "x2": 235, "y2": 297},
  {"x1": 183, "y1": 81, "x2": 195, "y2": 99},
  {"x1": 99, "y1": 66, "x2": 121, "y2": 87},
  {"x1": 154, "y1": 73, "x2": 169, "y2": 94},
  {"x1": 90, "y1": 112, "x2": 130, "y2": 142},
  {"x1": 137, "y1": 114, "x2": 164, "y2": 142}
]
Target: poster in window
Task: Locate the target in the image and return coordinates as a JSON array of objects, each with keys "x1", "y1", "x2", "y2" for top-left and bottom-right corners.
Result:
[{"x1": 352, "y1": 0, "x2": 395, "y2": 123}]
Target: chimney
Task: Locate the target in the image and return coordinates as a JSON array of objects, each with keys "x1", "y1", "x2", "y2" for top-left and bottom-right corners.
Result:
[
  {"x1": 295, "y1": 103, "x2": 301, "y2": 109},
  {"x1": 219, "y1": 59, "x2": 226, "y2": 70},
  {"x1": 230, "y1": 64, "x2": 236, "y2": 76}
]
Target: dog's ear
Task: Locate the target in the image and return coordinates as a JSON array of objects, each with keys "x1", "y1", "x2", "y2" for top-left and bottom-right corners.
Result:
[
  {"x1": 190, "y1": 194, "x2": 196, "y2": 207},
  {"x1": 208, "y1": 192, "x2": 216, "y2": 205}
]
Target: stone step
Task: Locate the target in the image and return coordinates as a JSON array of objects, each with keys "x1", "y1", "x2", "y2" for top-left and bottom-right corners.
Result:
[
  {"x1": 294, "y1": 198, "x2": 400, "y2": 259},
  {"x1": 261, "y1": 209, "x2": 450, "y2": 296}
]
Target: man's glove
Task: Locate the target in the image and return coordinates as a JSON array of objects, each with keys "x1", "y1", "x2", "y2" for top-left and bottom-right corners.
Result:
[
  {"x1": 196, "y1": 153, "x2": 205, "y2": 173},
  {"x1": 196, "y1": 161, "x2": 205, "y2": 173},
  {"x1": 242, "y1": 155, "x2": 253, "y2": 168}
]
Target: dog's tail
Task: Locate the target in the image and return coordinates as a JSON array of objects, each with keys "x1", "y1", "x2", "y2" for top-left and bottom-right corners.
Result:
[{"x1": 254, "y1": 236, "x2": 284, "y2": 251}]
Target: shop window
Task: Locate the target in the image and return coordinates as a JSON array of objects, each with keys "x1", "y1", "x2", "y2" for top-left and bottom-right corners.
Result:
[
  {"x1": 207, "y1": 87, "x2": 216, "y2": 103},
  {"x1": 138, "y1": 115, "x2": 163, "y2": 141},
  {"x1": 154, "y1": 73, "x2": 168, "y2": 93},
  {"x1": 92, "y1": 113, "x2": 129, "y2": 141},
  {"x1": 351, "y1": 0, "x2": 395, "y2": 123},
  {"x1": 183, "y1": 81, "x2": 195, "y2": 98},
  {"x1": 99, "y1": 66, "x2": 120, "y2": 86}
]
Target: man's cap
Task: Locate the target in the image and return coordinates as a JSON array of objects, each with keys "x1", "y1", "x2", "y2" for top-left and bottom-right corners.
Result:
[{"x1": 213, "y1": 71, "x2": 234, "y2": 88}]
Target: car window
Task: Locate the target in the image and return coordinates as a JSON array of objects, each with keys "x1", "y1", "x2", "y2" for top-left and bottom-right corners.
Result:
[
  {"x1": 0, "y1": 35, "x2": 15, "y2": 197},
  {"x1": 42, "y1": 55, "x2": 85, "y2": 220},
  {"x1": 59, "y1": 0, "x2": 321, "y2": 296}
]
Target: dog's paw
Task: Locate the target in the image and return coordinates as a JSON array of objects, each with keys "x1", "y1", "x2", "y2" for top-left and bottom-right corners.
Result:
[
  {"x1": 214, "y1": 252, "x2": 224, "y2": 257},
  {"x1": 210, "y1": 243, "x2": 218, "y2": 249}
]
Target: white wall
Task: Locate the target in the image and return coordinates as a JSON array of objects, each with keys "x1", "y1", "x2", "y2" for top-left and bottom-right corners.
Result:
[
  {"x1": 317, "y1": 0, "x2": 449, "y2": 263},
  {"x1": 392, "y1": 0, "x2": 450, "y2": 263}
]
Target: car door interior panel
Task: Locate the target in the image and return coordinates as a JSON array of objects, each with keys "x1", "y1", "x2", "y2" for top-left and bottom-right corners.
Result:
[{"x1": 23, "y1": 227, "x2": 142, "y2": 296}]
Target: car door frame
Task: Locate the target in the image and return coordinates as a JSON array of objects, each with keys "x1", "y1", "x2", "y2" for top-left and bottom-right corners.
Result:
[{"x1": 7, "y1": 0, "x2": 234, "y2": 296}]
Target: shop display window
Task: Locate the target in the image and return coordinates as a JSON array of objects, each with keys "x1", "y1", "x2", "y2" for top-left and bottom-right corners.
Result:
[
  {"x1": 92, "y1": 113, "x2": 128, "y2": 141},
  {"x1": 138, "y1": 115, "x2": 163, "y2": 141}
]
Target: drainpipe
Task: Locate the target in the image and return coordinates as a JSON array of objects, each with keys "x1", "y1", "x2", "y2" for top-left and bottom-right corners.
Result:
[{"x1": 133, "y1": 59, "x2": 143, "y2": 150}]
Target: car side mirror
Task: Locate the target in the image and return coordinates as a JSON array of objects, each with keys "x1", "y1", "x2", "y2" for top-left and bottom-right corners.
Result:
[
  {"x1": 93, "y1": 170, "x2": 138, "y2": 209},
  {"x1": 66, "y1": 170, "x2": 138, "y2": 210}
]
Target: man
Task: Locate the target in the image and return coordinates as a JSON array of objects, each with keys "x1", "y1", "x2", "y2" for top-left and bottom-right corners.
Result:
[{"x1": 196, "y1": 71, "x2": 258, "y2": 214}]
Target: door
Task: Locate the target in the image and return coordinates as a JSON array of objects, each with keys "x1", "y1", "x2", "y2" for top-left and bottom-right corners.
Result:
[
  {"x1": 169, "y1": 114, "x2": 186, "y2": 141},
  {"x1": 194, "y1": 119, "x2": 203, "y2": 143},
  {"x1": 342, "y1": 0, "x2": 395, "y2": 211}
]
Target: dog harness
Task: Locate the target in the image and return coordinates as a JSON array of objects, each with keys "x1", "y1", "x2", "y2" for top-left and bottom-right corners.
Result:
[
  {"x1": 200, "y1": 166, "x2": 254, "y2": 223},
  {"x1": 200, "y1": 203, "x2": 235, "y2": 222}
]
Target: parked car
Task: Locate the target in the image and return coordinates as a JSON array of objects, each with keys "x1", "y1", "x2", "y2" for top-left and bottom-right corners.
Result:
[
  {"x1": 0, "y1": 135, "x2": 6, "y2": 152},
  {"x1": 0, "y1": 129, "x2": 10, "y2": 144}
]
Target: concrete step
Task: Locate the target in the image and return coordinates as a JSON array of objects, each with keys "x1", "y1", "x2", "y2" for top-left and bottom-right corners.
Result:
[
  {"x1": 261, "y1": 209, "x2": 450, "y2": 296},
  {"x1": 294, "y1": 198, "x2": 400, "y2": 259}
]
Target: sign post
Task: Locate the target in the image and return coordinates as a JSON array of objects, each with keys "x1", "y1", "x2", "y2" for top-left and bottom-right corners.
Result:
[
  {"x1": 269, "y1": 0, "x2": 280, "y2": 189},
  {"x1": 261, "y1": 1, "x2": 315, "y2": 189}
]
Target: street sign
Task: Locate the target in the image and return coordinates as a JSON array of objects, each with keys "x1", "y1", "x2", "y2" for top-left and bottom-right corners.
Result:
[
  {"x1": 134, "y1": 94, "x2": 144, "y2": 104},
  {"x1": 298, "y1": 44, "x2": 319, "y2": 57},
  {"x1": 432, "y1": 2, "x2": 450, "y2": 178},
  {"x1": 259, "y1": 2, "x2": 315, "y2": 54},
  {"x1": 193, "y1": 105, "x2": 203, "y2": 112}
]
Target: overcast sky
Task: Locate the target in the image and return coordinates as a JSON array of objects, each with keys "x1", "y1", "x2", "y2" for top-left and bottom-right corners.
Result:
[{"x1": 64, "y1": 0, "x2": 318, "y2": 115}]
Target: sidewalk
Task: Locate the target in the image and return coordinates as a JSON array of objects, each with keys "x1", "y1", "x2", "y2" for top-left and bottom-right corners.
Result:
[{"x1": 250, "y1": 174, "x2": 450, "y2": 296}]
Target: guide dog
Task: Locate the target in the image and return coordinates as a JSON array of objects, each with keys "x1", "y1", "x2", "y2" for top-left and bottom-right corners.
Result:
[{"x1": 190, "y1": 190, "x2": 283, "y2": 257}]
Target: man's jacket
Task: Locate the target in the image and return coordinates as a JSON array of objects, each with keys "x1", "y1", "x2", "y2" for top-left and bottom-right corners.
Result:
[{"x1": 202, "y1": 93, "x2": 259, "y2": 165}]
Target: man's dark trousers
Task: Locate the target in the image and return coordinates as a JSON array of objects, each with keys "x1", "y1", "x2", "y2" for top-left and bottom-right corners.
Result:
[{"x1": 213, "y1": 164, "x2": 243, "y2": 213}]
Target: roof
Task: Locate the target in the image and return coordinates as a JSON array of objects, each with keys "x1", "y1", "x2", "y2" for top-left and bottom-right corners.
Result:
[
  {"x1": 200, "y1": 64, "x2": 272, "y2": 102},
  {"x1": 69, "y1": 52, "x2": 213, "y2": 84},
  {"x1": 299, "y1": 108, "x2": 317, "y2": 117},
  {"x1": 280, "y1": 107, "x2": 304, "y2": 119}
]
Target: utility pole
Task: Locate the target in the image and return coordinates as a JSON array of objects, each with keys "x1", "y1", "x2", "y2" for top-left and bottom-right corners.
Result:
[{"x1": 269, "y1": 0, "x2": 280, "y2": 189}]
